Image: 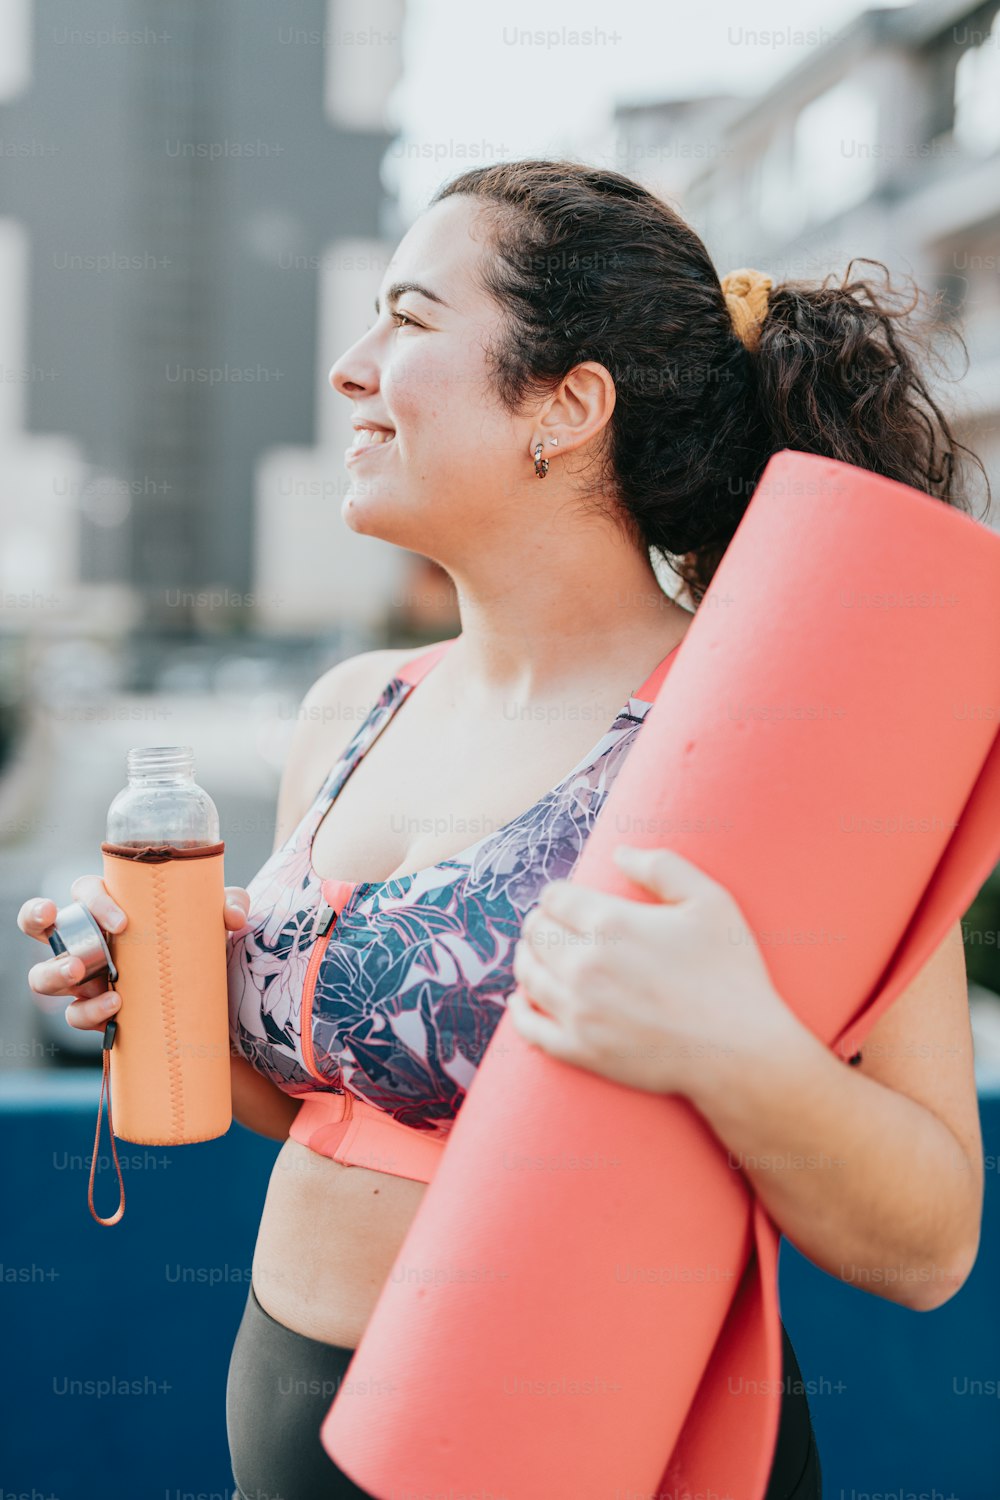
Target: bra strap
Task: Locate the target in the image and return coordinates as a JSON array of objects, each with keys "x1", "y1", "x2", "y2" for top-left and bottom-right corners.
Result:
[
  {"x1": 395, "y1": 635, "x2": 460, "y2": 687},
  {"x1": 633, "y1": 640, "x2": 683, "y2": 705}
]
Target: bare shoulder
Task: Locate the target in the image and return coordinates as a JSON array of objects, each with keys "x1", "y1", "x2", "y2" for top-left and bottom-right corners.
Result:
[
  {"x1": 304, "y1": 640, "x2": 448, "y2": 717},
  {"x1": 305, "y1": 638, "x2": 448, "y2": 772},
  {"x1": 272, "y1": 640, "x2": 454, "y2": 853}
]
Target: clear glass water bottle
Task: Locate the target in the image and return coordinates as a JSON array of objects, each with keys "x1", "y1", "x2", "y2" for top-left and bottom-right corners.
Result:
[{"x1": 106, "y1": 745, "x2": 220, "y2": 847}]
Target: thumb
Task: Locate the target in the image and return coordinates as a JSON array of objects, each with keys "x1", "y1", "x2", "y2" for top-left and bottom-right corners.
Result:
[
  {"x1": 223, "y1": 887, "x2": 251, "y2": 928},
  {"x1": 612, "y1": 843, "x2": 715, "y2": 903}
]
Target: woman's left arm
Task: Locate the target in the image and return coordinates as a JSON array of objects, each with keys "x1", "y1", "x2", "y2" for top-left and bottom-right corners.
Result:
[
  {"x1": 509, "y1": 845, "x2": 985, "y2": 1314},
  {"x1": 680, "y1": 917, "x2": 984, "y2": 1313}
]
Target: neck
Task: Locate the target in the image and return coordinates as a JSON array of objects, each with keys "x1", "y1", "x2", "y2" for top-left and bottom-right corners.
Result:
[{"x1": 438, "y1": 514, "x2": 691, "y2": 699}]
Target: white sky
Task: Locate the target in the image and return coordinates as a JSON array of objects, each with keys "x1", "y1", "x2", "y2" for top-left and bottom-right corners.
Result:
[{"x1": 384, "y1": 0, "x2": 911, "y2": 220}]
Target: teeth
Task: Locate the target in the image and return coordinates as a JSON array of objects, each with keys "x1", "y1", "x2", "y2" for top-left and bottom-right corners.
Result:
[{"x1": 352, "y1": 428, "x2": 395, "y2": 448}]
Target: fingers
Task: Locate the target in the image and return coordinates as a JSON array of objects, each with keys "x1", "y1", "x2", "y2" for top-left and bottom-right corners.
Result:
[
  {"x1": 224, "y1": 887, "x2": 251, "y2": 930},
  {"x1": 26, "y1": 947, "x2": 121, "y2": 1032},
  {"x1": 27, "y1": 950, "x2": 86, "y2": 998},
  {"x1": 21, "y1": 880, "x2": 250, "y2": 941},
  {"x1": 18, "y1": 877, "x2": 128, "y2": 945},
  {"x1": 22, "y1": 878, "x2": 249, "y2": 1033},
  {"x1": 20, "y1": 877, "x2": 128, "y2": 1028},
  {"x1": 64, "y1": 991, "x2": 121, "y2": 1032},
  {"x1": 16, "y1": 895, "x2": 59, "y2": 941},
  {"x1": 69, "y1": 874, "x2": 127, "y2": 935}
]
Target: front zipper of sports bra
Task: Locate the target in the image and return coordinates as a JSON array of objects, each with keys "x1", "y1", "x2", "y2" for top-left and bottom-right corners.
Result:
[{"x1": 300, "y1": 898, "x2": 338, "y2": 1083}]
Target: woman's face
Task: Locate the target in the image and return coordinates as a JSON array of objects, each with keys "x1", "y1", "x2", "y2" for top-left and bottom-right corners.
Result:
[{"x1": 328, "y1": 194, "x2": 530, "y2": 564}]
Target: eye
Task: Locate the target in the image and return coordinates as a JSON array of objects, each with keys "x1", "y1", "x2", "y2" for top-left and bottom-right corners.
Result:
[{"x1": 366, "y1": 310, "x2": 421, "y2": 333}]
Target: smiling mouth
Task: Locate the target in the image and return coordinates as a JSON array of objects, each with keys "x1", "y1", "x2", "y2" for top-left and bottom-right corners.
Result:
[{"x1": 350, "y1": 428, "x2": 396, "y2": 451}]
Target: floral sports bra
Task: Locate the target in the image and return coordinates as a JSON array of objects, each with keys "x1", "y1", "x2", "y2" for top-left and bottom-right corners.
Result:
[{"x1": 226, "y1": 633, "x2": 682, "y2": 1182}]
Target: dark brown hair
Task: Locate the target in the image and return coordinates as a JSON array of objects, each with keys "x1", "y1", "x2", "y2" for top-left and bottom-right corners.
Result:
[{"x1": 430, "y1": 158, "x2": 990, "y2": 606}]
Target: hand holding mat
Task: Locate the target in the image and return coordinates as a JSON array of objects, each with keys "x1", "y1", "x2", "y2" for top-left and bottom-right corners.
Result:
[{"x1": 322, "y1": 449, "x2": 1000, "y2": 1500}]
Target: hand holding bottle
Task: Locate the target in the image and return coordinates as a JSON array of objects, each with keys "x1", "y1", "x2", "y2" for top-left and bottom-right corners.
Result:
[
  {"x1": 18, "y1": 744, "x2": 238, "y2": 1223},
  {"x1": 19, "y1": 879, "x2": 251, "y2": 1032}
]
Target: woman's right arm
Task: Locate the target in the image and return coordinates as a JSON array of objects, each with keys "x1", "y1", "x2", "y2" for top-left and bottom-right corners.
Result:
[
  {"x1": 226, "y1": 663, "x2": 341, "y2": 1142},
  {"x1": 19, "y1": 649, "x2": 413, "y2": 1143}
]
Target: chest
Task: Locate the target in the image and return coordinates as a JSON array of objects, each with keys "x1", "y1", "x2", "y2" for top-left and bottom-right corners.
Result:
[{"x1": 309, "y1": 688, "x2": 626, "y2": 886}]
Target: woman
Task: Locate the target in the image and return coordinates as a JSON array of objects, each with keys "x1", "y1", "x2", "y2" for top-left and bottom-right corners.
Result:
[{"x1": 21, "y1": 160, "x2": 987, "y2": 1500}]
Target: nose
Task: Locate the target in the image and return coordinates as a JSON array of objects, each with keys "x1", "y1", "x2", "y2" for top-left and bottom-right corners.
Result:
[{"x1": 329, "y1": 333, "x2": 379, "y2": 400}]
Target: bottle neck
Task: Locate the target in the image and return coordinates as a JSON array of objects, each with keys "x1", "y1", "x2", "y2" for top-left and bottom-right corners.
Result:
[{"x1": 125, "y1": 746, "x2": 195, "y2": 784}]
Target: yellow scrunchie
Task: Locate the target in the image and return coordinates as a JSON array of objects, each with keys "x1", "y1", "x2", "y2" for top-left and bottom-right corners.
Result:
[{"x1": 720, "y1": 267, "x2": 773, "y2": 352}]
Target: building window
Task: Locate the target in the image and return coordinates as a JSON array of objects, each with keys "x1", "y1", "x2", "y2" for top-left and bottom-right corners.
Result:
[
  {"x1": 953, "y1": 16, "x2": 1000, "y2": 155},
  {"x1": 792, "y1": 78, "x2": 879, "y2": 224},
  {"x1": 0, "y1": 0, "x2": 31, "y2": 101},
  {"x1": 325, "y1": 0, "x2": 404, "y2": 131},
  {"x1": 758, "y1": 131, "x2": 804, "y2": 241}
]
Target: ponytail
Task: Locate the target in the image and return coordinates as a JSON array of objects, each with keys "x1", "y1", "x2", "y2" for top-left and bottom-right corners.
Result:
[{"x1": 677, "y1": 258, "x2": 991, "y2": 604}]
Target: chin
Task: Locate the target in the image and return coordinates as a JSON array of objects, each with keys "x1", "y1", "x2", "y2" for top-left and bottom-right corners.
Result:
[{"x1": 340, "y1": 487, "x2": 423, "y2": 549}]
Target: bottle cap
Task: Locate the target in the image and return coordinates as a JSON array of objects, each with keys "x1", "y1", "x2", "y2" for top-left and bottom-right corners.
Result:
[{"x1": 44, "y1": 901, "x2": 118, "y2": 999}]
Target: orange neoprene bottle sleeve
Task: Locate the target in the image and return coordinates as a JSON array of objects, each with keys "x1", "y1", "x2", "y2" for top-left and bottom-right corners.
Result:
[{"x1": 99, "y1": 842, "x2": 232, "y2": 1150}]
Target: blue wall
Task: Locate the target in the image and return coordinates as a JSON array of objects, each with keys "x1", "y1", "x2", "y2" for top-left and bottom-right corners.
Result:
[{"x1": 1, "y1": 1076, "x2": 997, "y2": 1499}]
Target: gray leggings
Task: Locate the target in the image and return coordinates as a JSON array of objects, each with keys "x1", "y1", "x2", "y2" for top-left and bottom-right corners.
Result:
[
  {"x1": 226, "y1": 1282, "x2": 821, "y2": 1499},
  {"x1": 226, "y1": 1283, "x2": 374, "y2": 1499}
]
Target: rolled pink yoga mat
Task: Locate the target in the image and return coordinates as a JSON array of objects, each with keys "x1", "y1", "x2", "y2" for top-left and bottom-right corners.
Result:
[{"x1": 322, "y1": 449, "x2": 1000, "y2": 1500}]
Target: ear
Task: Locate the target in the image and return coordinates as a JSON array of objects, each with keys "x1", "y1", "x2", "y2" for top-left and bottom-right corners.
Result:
[{"x1": 537, "y1": 360, "x2": 617, "y2": 455}]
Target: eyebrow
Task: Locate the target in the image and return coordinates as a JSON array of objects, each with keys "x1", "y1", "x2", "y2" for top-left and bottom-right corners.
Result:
[{"x1": 374, "y1": 280, "x2": 451, "y2": 316}]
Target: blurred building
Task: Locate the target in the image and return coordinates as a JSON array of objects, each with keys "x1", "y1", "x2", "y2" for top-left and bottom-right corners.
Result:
[
  {"x1": 0, "y1": 0, "x2": 426, "y2": 685},
  {"x1": 613, "y1": 0, "x2": 1000, "y2": 522},
  {"x1": 611, "y1": 94, "x2": 742, "y2": 205}
]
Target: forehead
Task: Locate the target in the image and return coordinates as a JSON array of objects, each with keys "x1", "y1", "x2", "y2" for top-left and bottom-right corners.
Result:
[{"x1": 380, "y1": 195, "x2": 492, "y2": 312}]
